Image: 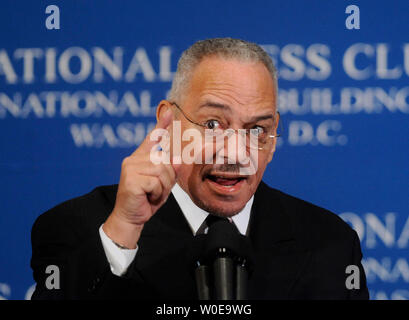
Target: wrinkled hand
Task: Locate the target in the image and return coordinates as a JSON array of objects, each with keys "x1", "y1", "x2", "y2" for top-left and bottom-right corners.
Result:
[{"x1": 103, "y1": 110, "x2": 178, "y2": 249}]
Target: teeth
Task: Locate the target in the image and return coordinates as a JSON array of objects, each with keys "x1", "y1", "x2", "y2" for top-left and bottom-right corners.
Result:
[{"x1": 212, "y1": 175, "x2": 240, "y2": 179}]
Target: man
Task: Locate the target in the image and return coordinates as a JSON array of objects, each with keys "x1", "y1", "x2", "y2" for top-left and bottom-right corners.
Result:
[{"x1": 31, "y1": 38, "x2": 369, "y2": 299}]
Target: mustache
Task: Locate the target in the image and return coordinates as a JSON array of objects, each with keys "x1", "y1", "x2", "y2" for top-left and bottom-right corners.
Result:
[{"x1": 208, "y1": 164, "x2": 242, "y2": 174}]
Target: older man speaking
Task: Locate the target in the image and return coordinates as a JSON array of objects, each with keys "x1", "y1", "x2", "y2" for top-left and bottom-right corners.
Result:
[{"x1": 31, "y1": 38, "x2": 369, "y2": 300}]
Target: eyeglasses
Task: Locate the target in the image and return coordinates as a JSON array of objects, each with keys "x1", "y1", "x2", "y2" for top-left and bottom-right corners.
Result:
[{"x1": 169, "y1": 101, "x2": 282, "y2": 150}]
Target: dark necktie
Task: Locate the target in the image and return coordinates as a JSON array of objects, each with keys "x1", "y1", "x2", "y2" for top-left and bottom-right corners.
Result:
[{"x1": 196, "y1": 214, "x2": 236, "y2": 235}]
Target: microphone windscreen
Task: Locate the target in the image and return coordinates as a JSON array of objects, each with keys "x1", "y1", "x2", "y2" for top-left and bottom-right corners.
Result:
[{"x1": 204, "y1": 220, "x2": 253, "y2": 265}]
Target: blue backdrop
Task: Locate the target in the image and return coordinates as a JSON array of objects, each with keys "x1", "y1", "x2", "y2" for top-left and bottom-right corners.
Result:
[{"x1": 0, "y1": 0, "x2": 408, "y2": 300}]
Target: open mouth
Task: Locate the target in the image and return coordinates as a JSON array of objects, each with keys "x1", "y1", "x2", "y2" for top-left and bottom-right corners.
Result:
[{"x1": 205, "y1": 174, "x2": 246, "y2": 187}]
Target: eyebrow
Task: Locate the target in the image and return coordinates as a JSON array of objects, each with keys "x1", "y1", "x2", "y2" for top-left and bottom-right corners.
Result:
[
  {"x1": 198, "y1": 100, "x2": 275, "y2": 123},
  {"x1": 198, "y1": 101, "x2": 232, "y2": 112},
  {"x1": 248, "y1": 113, "x2": 275, "y2": 123}
]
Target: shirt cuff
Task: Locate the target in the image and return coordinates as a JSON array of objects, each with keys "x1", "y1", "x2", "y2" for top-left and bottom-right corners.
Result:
[{"x1": 99, "y1": 224, "x2": 138, "y2": 276}]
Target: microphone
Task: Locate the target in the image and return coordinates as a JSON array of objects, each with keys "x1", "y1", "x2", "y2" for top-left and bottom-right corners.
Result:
[
  {"x1": 204, "y1": 220, "x2": 253, "y2": 300},
  {"x1": 236, "y1": 259, "x2": 248, "y2": 300},
  {"x1": 236, "y1": 232, "x2": 253, "y2": 300},
  {"x1": 213, "y1": 247, "x2": 235, "y2": 300},
  {"x1": 189, "y1": 234, "x2": 210, "y2": 300},
  {"x1": 195, "y1": 263, "x2": 210, "y2": 300}
]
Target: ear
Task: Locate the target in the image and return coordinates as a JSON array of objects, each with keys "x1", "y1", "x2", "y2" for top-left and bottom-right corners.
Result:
[
  {"x1": 267, "y1": 143, "x2": 276, "y2": 163},
  {"x1": 267, "y1": 111, "x2": 280, "y2": 162},
  {"x1": 156, "y1": 100, "x2": 173, "y2": 124}
]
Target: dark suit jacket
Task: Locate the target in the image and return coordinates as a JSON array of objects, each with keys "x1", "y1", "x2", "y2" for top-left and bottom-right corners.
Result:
[{"x1": 30, "y1": 181, "x2": 369, "y2": 300}]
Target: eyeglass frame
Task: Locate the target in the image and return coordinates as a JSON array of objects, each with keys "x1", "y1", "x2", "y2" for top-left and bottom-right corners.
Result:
[{"x1": 168, "y1": 101, "x2": 282, "y2": 151}]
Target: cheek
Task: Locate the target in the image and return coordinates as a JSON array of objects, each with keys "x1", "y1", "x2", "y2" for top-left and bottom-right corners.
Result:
[
  {"x1": 177, "y1": 164, "x2": 193, "y2": 180},
  {"x1": 256, "y1": 153, "x2": 271, "y2": 175},
  {"x1": 267, "y1": 151, "x2": 274, "y2": 163},
  {"x1": 177, "y1": 163, "x2": 202, "y2": 190}
]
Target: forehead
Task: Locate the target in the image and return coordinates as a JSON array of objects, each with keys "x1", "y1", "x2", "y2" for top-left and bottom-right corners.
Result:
[{"x1": 183, "y1": 56, "x2": 276, "y2": 114}]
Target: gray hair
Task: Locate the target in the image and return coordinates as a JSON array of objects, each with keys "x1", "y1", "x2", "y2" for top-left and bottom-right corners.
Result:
[{"x1": 168, "y1": 38, "x2": 278, "y2": 103}]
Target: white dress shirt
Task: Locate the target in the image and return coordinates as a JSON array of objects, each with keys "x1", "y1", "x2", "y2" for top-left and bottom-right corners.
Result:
[{"x1": 99, "y1": 183, "x2": 254, "y2": 276}]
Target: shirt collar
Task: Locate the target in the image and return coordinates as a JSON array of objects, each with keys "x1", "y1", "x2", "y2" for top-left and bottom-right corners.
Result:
[{"x1": 171, "y1": 183, "x2": 254, "y2": 236}]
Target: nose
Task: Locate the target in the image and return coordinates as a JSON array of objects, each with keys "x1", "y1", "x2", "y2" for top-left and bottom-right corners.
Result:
[{"x1": 214, "y1": 130, "x2": 250, "y2": 165}]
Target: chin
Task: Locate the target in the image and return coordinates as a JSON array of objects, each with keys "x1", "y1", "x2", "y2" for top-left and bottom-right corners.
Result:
[{"x1": 194, "y1": 198, "x2": 247, "y2": 218}]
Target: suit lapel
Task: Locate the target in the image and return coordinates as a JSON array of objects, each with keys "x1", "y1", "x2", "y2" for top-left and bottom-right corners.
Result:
[
  {"x1": 126, "y1": 181, "x2": 311, "y2": 299},
  {"x1": 248, "y1": 182, "x2": 312, "y2": 299},
  {"x1": 129, "y1": 194, "x2": 198, "y2": 299}
]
